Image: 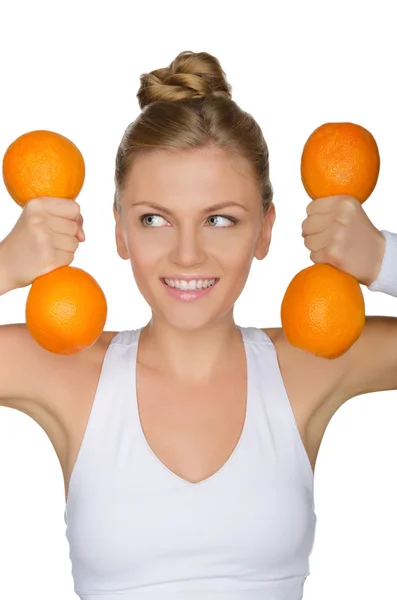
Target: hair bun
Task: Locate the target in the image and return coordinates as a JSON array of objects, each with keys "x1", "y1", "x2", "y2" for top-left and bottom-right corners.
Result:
[{"x1": 137, "y1": 50, "x2": 232, "y2": 110}]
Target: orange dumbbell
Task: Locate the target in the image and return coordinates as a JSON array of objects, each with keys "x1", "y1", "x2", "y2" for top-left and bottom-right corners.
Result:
[
  {"x1": 2, "y1": 129, "x2": 107, "y2": 355},
  {"x1": 281, "y1": 122, "x2": 380, "y2": 358}
]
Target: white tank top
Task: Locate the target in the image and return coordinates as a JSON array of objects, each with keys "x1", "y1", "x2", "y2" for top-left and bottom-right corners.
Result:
[{"x1": 64, "y1": 325, "x2": 317, "y2": 600}]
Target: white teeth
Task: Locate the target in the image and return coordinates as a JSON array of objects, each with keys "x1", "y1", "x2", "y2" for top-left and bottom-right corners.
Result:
[{"x1": 164, "y1": 278, "x2": 217, "y2": 290}]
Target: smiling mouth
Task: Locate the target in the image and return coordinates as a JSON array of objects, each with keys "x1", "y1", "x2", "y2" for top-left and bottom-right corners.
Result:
[
  {"x1": 160, "y1": 278, "x2": 220, "y2": 301},
  {"x1": 161, "y1": 278, "x2": 220, "y2": 290}
]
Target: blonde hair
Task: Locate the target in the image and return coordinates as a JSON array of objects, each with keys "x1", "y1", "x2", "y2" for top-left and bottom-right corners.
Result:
[{"x1": 113, "y1": 50, "x2": 273, "y2": 214}]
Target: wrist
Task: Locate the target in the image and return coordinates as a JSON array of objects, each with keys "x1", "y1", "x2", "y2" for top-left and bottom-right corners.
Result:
[
  {"x1": 0, "y1": 240, "x2": 19, "y2": 296},
  {"x1": 368, "y1": 230, "x2": 397, "y2": 297}
]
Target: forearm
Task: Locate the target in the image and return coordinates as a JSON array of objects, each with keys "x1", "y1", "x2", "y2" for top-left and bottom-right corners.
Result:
[{"x1": 368, "y1": 230, "x2": 397, "y2": 297}]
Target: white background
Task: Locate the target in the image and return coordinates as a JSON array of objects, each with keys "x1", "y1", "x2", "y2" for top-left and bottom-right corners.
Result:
[{"x1": 0, "y1": 0, "x2": 397, "y2": 598}]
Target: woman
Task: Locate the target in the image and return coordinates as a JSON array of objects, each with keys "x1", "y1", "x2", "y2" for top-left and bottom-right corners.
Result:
[{"x1": 0, "y1": 50, "x2": 396, "y2": 599}]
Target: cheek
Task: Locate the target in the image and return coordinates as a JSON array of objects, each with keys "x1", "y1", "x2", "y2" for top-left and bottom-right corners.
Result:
[
  {"x1": 218, "y1": 232, "x2": 257, "y2": 265},
  {"x1": 127, "y1": 235, "x2": 164, "y2": 270},
  {"x1": 223, "y1": 247, "x2": 253, "y2": 270}
]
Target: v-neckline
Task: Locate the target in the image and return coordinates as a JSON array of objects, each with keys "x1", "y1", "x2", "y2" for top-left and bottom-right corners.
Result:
[{"x1": 132, "y1": 325, "x2": 250, "y2": 488}]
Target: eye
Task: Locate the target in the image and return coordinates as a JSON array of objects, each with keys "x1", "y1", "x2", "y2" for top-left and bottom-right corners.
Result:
[
  {"x1": 207, "y1": 215, "x2": 237, "y2": 227},
  {"x1": 139, "y1": 214, "x2": 167, "y2": 227},
  {"x1": 139, "y1": 214, "x2": 237, "y2": 227}
]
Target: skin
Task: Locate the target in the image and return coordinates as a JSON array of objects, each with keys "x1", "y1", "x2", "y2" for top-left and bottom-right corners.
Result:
[
  {"x1": 113, "y1": 145, "x2": 396, "y2": 395},
  {"x1": 300, "y1": 192, "x2": 397, "y2": 399},
  {"x1": 110, "y1": 145, "x2": 397, "y2": 484},
  {"x1": 113, "y1": 145, "x2": 275, "y2": 383},
  {"x1": 1, "y1": 144, "x2": 396, "y2": 499}
]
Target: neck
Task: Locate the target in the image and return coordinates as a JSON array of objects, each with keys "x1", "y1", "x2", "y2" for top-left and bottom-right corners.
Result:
[{"x1": 138, "y1": 316, "x2": 243, "y2": 384}]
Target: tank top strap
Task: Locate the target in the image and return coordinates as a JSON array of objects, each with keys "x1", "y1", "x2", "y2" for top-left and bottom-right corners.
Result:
[
  {"x1": 109, "y1": 328, "x2": 142, "y2": 347},
  {"x1": 237, "y1": 325, "x2": 314, "y2": 493},
  {"x1": 65, "y1": 327, "x2": 142, "y2": 516},
  {"x1": 238, "y1": 325, "x2": 274, "y2": 345}
]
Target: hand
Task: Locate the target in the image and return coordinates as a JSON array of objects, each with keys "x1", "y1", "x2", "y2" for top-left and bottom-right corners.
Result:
[
  {"x1": 301, "y1": 195, "x2": 386, "y2": 286},
  {"x1": 0, "y1": 196, "x2": 85, "y2": 290}
]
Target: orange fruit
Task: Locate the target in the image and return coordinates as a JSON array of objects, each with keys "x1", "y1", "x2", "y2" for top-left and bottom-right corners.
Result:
[
  {"x1": 2, "y1": 129, "x2": 106, "y2": 355},
  {"x1": 2, "y1": 130, "x2": 85, "y2": 207},
  {"x1": 301, "y1": 122, "x2": 380, "y2": 203},
  {"x1": 26, "y1": 266, "x2": 107, "y2": 355},
  {"x1": 281, "y1": 264, "x2": 365, "y2": 358}
]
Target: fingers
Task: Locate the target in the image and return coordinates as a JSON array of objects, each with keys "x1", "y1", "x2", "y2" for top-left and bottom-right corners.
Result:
[
  {"x1": 53, "y1": 248, "x2": 76, "y2": 266},
  {"x1": 301, "y1": 213, "x2": 330, "y2": 238},
  {"x1": 302, "y1": 196, "x2": 363, "y2": 259},
  {"x1": 48, "y1": 214, "x2": 85, "y2": 241},
  {"x1": 303, "y1": 230, "x2": 328, "y2": 253},
  {"x1": 39, "y1": 197, "x2": 82, "y2": 220},
  {"x1": 302, "y1": 195, "x2": 356, "y2": 241},
  {"x1": 308, "y1": 247, "x2": 329, "y2": 264},
  {"x1": 303, "y1": 223, "x2": 347, "y2": 267},
  {"x1": 51, "y1": 232, "x2": 80, "y2": 253},
  {"x1": 305, "y1": 195, "x2": 351, "y2": 216},
  {"x1": 75, "y1": 214, "x2": 85, "y2": 241}
]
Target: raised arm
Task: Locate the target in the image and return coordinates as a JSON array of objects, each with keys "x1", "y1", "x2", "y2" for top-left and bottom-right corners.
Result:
[
  {"x1": 336, "y1": 315, "x2": 397, "y2": 399},
  {"x1": 0, "y1": 196, "x2": 84, "y2": 408},
  {"x1": 301, "y1": 196, "x2": 397, "y2": 401},
  {"x1": 0, "y1": 323, "x2": 56, "y2": 409},
  {"x1": 338, "y1": 230, "x2": 397, "y2": 398}
]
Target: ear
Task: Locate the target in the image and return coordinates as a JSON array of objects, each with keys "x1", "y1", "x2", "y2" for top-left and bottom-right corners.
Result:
[
  {"x1": 254, "y1": 202, "x2": 276, "y2": 260},
  {"x1": 113, "y1": 206, "x2": 129, "y2": 260}
]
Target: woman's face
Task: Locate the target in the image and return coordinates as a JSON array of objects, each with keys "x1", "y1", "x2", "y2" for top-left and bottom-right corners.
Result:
[{"x1": 114, "y1": 146, "x2": 275, "y2": 330}]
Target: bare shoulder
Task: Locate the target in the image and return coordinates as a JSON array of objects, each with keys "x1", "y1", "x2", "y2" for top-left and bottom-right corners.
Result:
[
  {"x1": 0, "y1": 322, "x2": 119, "y2": 421},
  {"x1": 0, "y1": 324, "x2": 119, "y2": 500},
  {"x1": 260, "y1": 326, "x2": 351, "y2": 422}
]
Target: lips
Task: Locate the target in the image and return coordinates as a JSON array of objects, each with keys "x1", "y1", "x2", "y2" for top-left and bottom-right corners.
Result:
[
  {"x1": 160, "y1": 277, "x2": 220, "y2": 301},
  {"x1": 161, "y1": 277, "x2": 219, "y2": 282}
]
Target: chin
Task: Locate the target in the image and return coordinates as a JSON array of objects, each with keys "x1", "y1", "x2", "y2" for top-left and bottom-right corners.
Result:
[{"x1": 155, "y1": 312, "x2": 219, "y2": 332}]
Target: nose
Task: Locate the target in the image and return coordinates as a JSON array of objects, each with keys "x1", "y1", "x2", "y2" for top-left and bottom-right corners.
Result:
[{"x1": 169, "y1": 224, "x2": 206, "y2": 267}]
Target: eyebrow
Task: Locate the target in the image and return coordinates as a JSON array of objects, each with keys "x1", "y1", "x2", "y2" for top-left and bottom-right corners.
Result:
[{"x1": 129, "y1": 201, "x2": 249, "y2": 215}]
